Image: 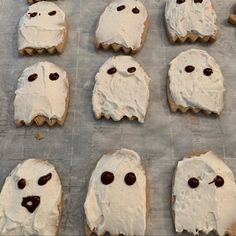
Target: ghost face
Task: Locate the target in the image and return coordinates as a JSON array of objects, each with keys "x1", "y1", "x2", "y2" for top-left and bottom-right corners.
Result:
[
  {"x1": 173, "y1": 152, "x2": 236, "y2": 235},
  {"x1": 18, "y1": 1, "x2": 66, "y2": 50},
  {"x1": 0, "y1": 159, "x2": 62, "y2": 235},
  {"x1": 14, "y1": 61, "x2": 69, "y2": 126},
  {"x1": 84, "y1": 149, "x2": 146, "y2": 236},
  {"x1": 168, "y1": 49, "x2": 225, "y2": 114},
  {"x1": 92, "y1": 56, "x2": 150, "y2": 123},
  {"x1": 165, "y1": 0, "x2": 217, "y2": 39},
  {"x1": 96, "y1": 0, "x2": 148, "y2": 50}
]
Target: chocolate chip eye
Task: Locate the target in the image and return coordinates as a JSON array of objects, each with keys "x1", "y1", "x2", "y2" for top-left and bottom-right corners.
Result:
[
  {"x1": 28, "y1": 73, "x2": 38, "y2": 82},
  {"x1": 48, "y1": 11, "x2": 57, "y2": 16},
  {"x1": 132, "y1": 7, "x2": 140, "y2": 14},
  {"x1": 127, "y1": 67, "x2": 136, "y2": 73},
  {"x1": 107, "y1": 67, "x2": 117, "y2": 75},
  {"x1": 203, "y1": 68, "x2": 213, "y2": 76},
  {"x1": 117, "y1": 5, "x2": 125, "y2": 11},
  {"x1": 28, "y1": 12, "x2": 37, "y2": 18},
  {"x1": 38, "y1": 173, "x2": 52, "y2": 186},
  {"x1": 176, "y1": 0, "x2": 185, "y2": 4},
  {"x1": 194, "y1": 0, "x2": 203, "y2": 3},
  {"x1": 124, "y1": 172, "x2": 136, "y2": 186},
  {"x1": 188, "y1": 177, "x2": 199, "y2": 188},
  {"x1": 209, "y1": 175, "x2": 224, "y2": 188},
  {"x1": 18, "y1": 178, "x2": 26, "y2": 189},
  {"x1": 49, "y1": 72, "x2": 59, "y2": 81},
  {"x1": 101, "y1": 171, "x2": 114, "y2": 185},
  {"x1": 185, "y1": 65, "x2": 195, "y2": 73}
]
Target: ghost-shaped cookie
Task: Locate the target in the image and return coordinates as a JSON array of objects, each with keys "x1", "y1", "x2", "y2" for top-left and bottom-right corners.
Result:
[
  {"x1": 172, "y1": 151, "x2": 236, "y2": 235},
  {"x1": 228, "y1": 5, "x2": 236, "y2": 25},
  {"x1": 92, "y1": 56, "x2": 151, "y2": 123},
  {"x1": 168, "y1": 49, "x2": 225, "y2": 115},
  {"x1": 18, "y1": 1, "x2": 67, "y2": 55},
  {"x1": 14, "y1": 61, "x2": 69, "y2": 126},
  {"x1": 165, "y1": 0, "x2": 218, "y2": 43},
  {"x1": 84, "y1": 149, "x2": 147, "y2": 236},
  {"x1": 0, "y1": 159, "x2": 63, "y2": 235},
  {"x1": 95, "y1": 0, "x2": 149, "y2": 54}
]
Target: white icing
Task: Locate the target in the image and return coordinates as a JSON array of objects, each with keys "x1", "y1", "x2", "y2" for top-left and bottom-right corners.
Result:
[
  {"x1": 173, "y1": 151, "x2": 236, "y2": 235},
  {"x1": 96, "y1": 0, "x2": 148, "y2": 50},
  {"x1": 169, "y1": 49, "x2": 225, "y2": 114},
  {"x1": 92, "y1": 56, "x2": 150, "y2": 123},
  {"x1": 0, "y1": 159, "x2": 62, "y2": 235},
  {"x1": 84, "y1": 149, "x2": 146, "y2": 236},
  {"x1": 14, "y1": 61, "x2": 69, "y2": 125},
  {"x1": 165, "y1": 0, "x2": 218, "y2": 38},
  {"x1": 18, "y1": 1, "x2": 66, "y2": 50}
]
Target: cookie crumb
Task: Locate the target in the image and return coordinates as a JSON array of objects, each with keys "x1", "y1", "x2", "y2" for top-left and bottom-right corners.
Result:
[{"x1": 35, "y1": 132, "x2": 45, "y2": 140}]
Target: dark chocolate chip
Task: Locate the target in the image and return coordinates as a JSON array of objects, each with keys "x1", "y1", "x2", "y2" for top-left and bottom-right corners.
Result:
[
  {"x1": 101, "y1": 171, "x2": 114, "y2": 185},
  {"x1": 203, "y1": 68, "x2": 213, "y2": 76},
  {"x1": 107, "y1": 67, "x2": 117, "y2": 75},
  {"x1": 117, "y1": 5, "x2": 125, "y2": 11},
  {"x1": 132, "y1": 7, "x2": 140, "y2": 14},
  {"x1": 214, "y1": 176, "x2": 224, "y2": 187},
  {"x1": 28, "y1": 73, "x2": 38, "y2": 82},
  {"x1": 28, "y1": 12, "x2": 37, "y2": 18},
  {"x1": 49, "y1": 72, "x2": 59, "y2": 81},
  {"x1": 21, "y1": 196, "x2": 40, "y2": 213},
  {"x1": 188, "y1": 177, "x2": 199, "y2": 188},
  {"x1": 124, "y1": 172, "x2": 136, "y2": 186},
  {"x1": 176, "y1": 0, "x2": 185, "y2": 4},
  {"x1": 194, "y1": 0, "x2": 203, "y2": 3},
  {"x1": 48, "y1": 11, "x2": 57, "y2": 16},
  {"x1": 209, "y1": 175, "x2": 224, "y2": 188},
  {"x1": 127, "y1": 67, "x2": 136, "y2": 73},
  {"x1": 185, "y1": 65, "x2": 195, "y2": 73},
  {"x1": 38, "y1": 173, "x2": 52, "y2": 186},
  {"x1": 18, "y1": 179, "x2": 26, "y2": 189}
]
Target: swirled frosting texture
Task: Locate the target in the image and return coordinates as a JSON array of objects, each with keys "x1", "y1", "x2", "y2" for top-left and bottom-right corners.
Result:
[
  {"x1": 0, "y1": 159, "x2": 62, "y2": 235},
  {"x1": 168, "y1": 49, "x2": 225, "y2": 114},
  {"x1": 96, "y1": 0, "x2": 148, "y2": 50},
  {"x1": 18, "y1": 1, "x2": 66, "y2": 50},
  {"x1": 92, "y1": 56, "x2": 151, "y2": 123},
  {"x1": 173, "y1": 151, "x2": 236, "y2": 235},
  {"x1": 84, "y1": 149, "x2": 146, "y2": 236},
  {"x1": 14, "y1": 61, "x2": 69, "y2": 125},
  {"x1": 165, "y1": 0, "x2": 218, "y2": 38}
]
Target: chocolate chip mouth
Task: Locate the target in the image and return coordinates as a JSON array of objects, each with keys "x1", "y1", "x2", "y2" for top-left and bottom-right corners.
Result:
[{"x1": 21, "y1": 196, "x2": 40, "y2": 213}]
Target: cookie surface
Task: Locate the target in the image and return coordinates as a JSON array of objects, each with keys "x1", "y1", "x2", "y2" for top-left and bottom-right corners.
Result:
[
  {"x1": 168, "y1": 49, "x2": 225, "y2": 115},
  {"x1": 165, "y1": 0, "x2": 218, "y2": 43},
  {"x1": 0, "y1": 159, "x2": 63, "y2": 235},
  {"x1": 92, "y1": 56, "x2": 151, "y2": 123},
  {"x1": 14, "y1": 61, "x2": 69, "y2": 127},
  {"x1": 18, "y1": 1, "x2": 67, "y2": 54},
  {"x1": 84, "y1": 149, "x2": 147, "y2": 236},
  {"x1": 172, "y1": 151, "x2": 236, "y2": 235},
  {"x1": 95, "y1": 0, "x2": 149, "y2": 54}
]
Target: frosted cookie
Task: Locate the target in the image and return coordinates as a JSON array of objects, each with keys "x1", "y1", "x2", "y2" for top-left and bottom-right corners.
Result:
[
  {"x1": 14, "y1": 61, "x2": 69, "y2": 127},
  {"x1": 0, "y1": 159, "x2": 63, "y2": 235},
  {"x1": 172, "y1": 151, "x2": 236, "y2": 235},
  {"x1": 92, "y1": 56, "x2": 151, "y2": 123},
  {"x1": 18, "y1": 1, "x2": 67, "y2": 55},
  {"x1": 167, "y1": 49, "x2": 225, "y2": 115},
  {"x1": 165, "y1": 0, "x2": 218, "y2": 43},
  {"x1": 95, "y1": 0, "x2": 149, "y2": 54},
  {"x1": 228, "y1": 5, "x2": 236, "y2": 25},
  {"x1": 84, "y1": 149, "x2": 147, "y2": 236}
]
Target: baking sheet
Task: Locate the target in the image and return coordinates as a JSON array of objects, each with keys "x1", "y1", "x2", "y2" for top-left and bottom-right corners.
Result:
[{"x1": 0, "y1": 0, "x2": 236, "y2": 235}]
